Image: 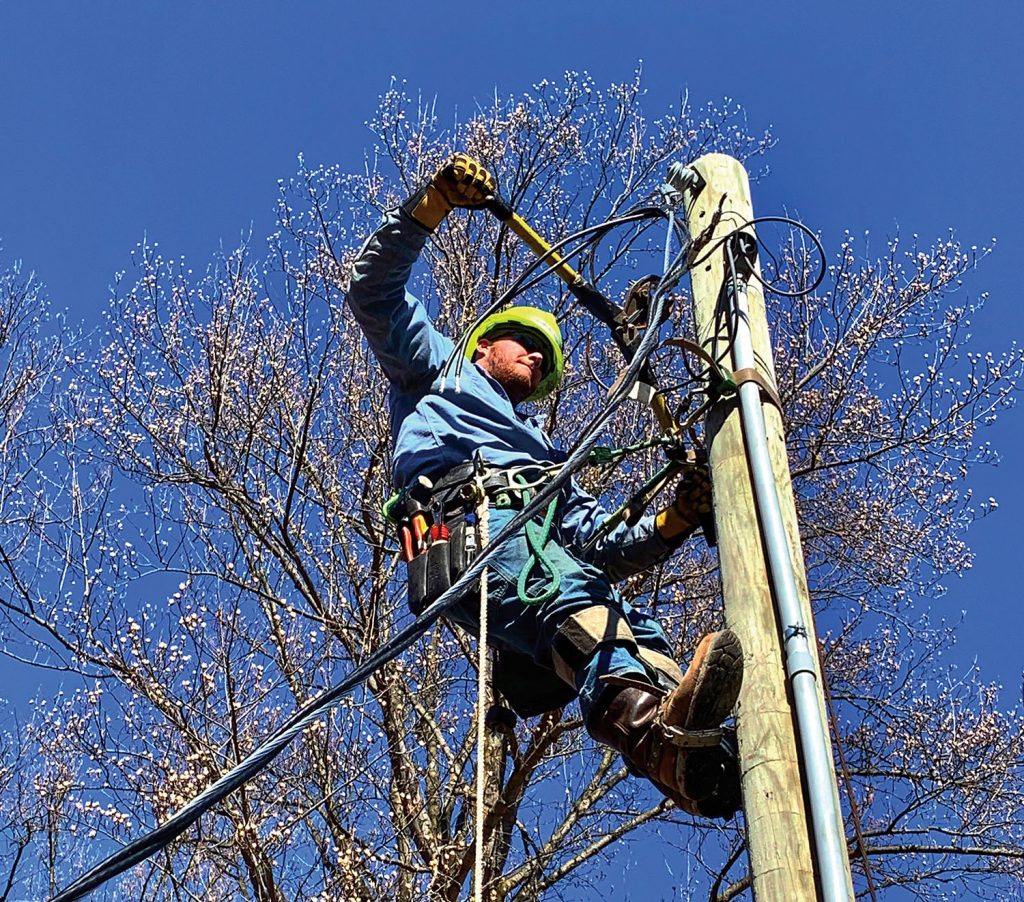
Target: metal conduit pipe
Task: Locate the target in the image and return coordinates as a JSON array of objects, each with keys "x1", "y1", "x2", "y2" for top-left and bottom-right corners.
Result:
[{"x1": 725, "y1": 252, "x2": 852, "y2": 902}]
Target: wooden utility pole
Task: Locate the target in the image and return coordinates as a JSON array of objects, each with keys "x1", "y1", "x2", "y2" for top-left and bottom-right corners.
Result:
[{"x1": 682, "y1": 154, "x2": 853, "y2": 900}]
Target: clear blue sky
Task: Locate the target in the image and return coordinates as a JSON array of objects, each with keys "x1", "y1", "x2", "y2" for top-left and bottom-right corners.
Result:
[{"x1": 1, "y1": 0, "x2": 1021, "y2": 893}]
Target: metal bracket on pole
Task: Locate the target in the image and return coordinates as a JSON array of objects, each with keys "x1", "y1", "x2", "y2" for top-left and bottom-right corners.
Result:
[{"x1": 783, "y1": 624, "x2": 818, "y2": 679}]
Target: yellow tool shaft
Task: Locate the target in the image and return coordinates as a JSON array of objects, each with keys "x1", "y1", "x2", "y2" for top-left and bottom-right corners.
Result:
[
  {"x1": 505, "y1": 210, "x2": 677, "y2": 435},
  {"x1": 506, "y1": 212, "x2": 582, "y2": 287},
  {"x1": 651, "y1": 396, "x2": 676, "y2": 434}
]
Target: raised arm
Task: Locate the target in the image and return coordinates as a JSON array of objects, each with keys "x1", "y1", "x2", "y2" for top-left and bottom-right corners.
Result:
[
  {"x1": 346, "y1": 209, "x2": 445, "y2": 393},
  {"x1": 345, "y1": 155, "x2": 497, "y2": 393}
]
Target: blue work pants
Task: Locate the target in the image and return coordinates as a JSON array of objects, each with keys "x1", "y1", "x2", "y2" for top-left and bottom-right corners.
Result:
[{"x1": 447, "y1": 507, "x2": 674, "y2": 720}]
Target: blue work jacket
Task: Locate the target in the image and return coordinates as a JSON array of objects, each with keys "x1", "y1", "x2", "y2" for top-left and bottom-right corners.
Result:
[{"x1": 346, "y1": 208, "x2": 678, "y2": 582}]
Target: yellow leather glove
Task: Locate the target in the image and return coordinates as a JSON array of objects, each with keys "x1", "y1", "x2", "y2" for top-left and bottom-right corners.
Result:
[
  {"x1": 402, "y1": 153, "x2": 497, "y2": 231},
  {"x1": 656, "y1": 464, "x2": 713, "y2": 540}
]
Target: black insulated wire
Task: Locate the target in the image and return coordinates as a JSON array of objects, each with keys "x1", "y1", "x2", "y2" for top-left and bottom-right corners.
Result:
[{"x1": 441, "y1": 205, "x2": 668, "y2": 390}]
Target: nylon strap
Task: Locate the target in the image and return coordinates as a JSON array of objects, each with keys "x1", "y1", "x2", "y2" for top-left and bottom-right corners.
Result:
[
  {"x1": 473, "y1": 483, "x2": 490, "y2": 902},
  {"x1": 730, "y1": 367, "x2": 784, "y2": 413},
  {"x1": 662, "y1": 337, "x2": 784, "y2": 415}
]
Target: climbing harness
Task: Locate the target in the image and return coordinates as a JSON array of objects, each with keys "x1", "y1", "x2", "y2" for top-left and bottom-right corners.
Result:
[
  {"x1": 387, "y1": 428, "x2": 716, "y2": 616},
  {"x1": 384, "y1": 458, "x2": 565, "y2": 615}
]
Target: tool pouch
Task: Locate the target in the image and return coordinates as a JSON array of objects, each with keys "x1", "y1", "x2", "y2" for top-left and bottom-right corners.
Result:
[
  {"x1": 449, "y1": 521, "x2": 467, "y2": 576},
  {"x1": 407, "y1": 552, "x2": 429, "y2": 614},
  {"x1": 407, "y1": 540, "x2": 452, "y2": 616},
  {"x1": 407, "y1": 518, "x2": 477, "y2": 616},
  {"x1": 423, "y1": 540, "x2": 451, "y2": 608}
]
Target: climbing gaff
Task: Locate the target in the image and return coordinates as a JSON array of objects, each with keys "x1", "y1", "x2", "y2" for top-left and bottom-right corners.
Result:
[{"x1": 483, "y1": 194, "x2": 678, "y2": 436}]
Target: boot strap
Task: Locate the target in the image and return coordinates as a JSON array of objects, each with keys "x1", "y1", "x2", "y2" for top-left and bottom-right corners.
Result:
[
  {"x1": 660, "y1": 724, "x2": 723, "y2": 748},
  {"x1": 600, "y1": 675, "x2": 724, "y2": 748},
  {"x1": 599, "y1": 673, "x2": 667, "y2": 696}
]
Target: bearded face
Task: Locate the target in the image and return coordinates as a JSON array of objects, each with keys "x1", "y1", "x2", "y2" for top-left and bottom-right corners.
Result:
[{"x1": 473, "y1": 335, "x2": 546, "y2": 405}]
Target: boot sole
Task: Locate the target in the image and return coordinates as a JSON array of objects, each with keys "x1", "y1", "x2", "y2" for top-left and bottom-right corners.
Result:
[
  {"x1": 676, "y1": 630, "x2": 743, "y2": 805},
  {"x1": 672, "y1": 629, "x2": 744, "y2": 730}
]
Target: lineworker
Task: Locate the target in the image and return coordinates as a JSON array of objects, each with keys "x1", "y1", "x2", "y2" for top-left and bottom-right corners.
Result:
[{"x1": 345, "y1": 154, "x2": 743, "y2": 818}]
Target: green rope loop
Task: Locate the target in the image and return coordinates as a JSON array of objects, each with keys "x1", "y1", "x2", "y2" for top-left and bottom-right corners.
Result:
[
  {"x1": 587, "y1": 433, "x2": 673, "y2": 467},
  {"x1": 514, "y1": 478, "x2": 562, "y2": 606}
]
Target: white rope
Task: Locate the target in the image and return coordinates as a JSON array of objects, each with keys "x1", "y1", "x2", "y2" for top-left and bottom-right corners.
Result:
[{"x1": 473, "y1": 491, "x2": 491, "y2": 902}]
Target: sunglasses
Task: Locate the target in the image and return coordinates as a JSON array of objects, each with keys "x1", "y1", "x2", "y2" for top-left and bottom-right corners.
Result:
[{"x1": 491, "y1": 331, "x2": 551, "y2": 371}]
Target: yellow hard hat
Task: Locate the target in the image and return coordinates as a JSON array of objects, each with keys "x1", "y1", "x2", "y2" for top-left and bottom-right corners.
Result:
[{"x1": 466, "y1": 307, "x2": 564, "y2": 401}]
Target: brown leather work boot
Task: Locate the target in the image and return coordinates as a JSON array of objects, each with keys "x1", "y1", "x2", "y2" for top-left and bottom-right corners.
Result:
[{"x1": 587, "y1": 629, "x2": 744, "y2": 818}]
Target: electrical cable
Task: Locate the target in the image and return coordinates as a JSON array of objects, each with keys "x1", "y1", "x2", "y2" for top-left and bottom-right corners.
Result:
[
  {"x1": 54, "y1": 168, "x2": 826, "y2": 900},
  {"x1": 688, "y1": 215, "x2": 826, "y2": 297}
]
